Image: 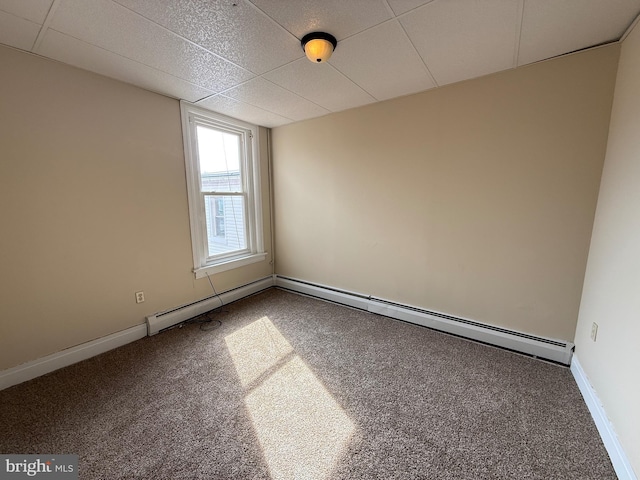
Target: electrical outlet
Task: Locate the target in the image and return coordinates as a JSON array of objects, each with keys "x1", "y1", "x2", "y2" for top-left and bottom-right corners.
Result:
[
  {"x1": 135, "y1": 291, "x2": 145, "y2": 304},
  {"x1": 590, "y1": 322, "x2": 598, "y2": 341}
]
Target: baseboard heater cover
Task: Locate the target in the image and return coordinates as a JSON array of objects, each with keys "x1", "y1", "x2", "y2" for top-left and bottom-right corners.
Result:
[
  {"x1": 146, "y1": 276, "x2": 274, "y2": 336},
  {"x1": 275, "y1": 276, "x2": 574, "y2": 365}
]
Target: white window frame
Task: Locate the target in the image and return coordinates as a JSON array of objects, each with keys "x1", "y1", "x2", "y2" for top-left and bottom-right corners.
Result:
[{"x1": 180, "y1": 101, "x2": 265, "y2": 278}]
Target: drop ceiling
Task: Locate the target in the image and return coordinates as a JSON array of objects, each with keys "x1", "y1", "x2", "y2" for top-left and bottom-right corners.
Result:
[{"x1": 1, "y1": 0, "x2": 639, "y2": 128}]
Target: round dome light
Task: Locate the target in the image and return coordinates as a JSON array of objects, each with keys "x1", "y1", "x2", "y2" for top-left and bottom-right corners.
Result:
[{"x1": 301, "y1": 32, "x2": 337, "y2": 63}]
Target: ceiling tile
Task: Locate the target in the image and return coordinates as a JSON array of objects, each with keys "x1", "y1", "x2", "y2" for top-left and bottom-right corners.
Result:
[
  {"x1": 0, "y1": 0, "x2": 53, "y2": 24},
  {"x1": 401, "y1": 0, "x2": 521, "y2": 86},
  {"x1": 50, "y1": 0, "x2": 254, "y2": 93},
  {"x1": 0, "y1": 10, "x2": 40, "y2": 51},
  {"x1": 3, "y1": 0, "x2": 639, "y2": 129},
  {"x1": 113, "y1": 0, "x2": 301, "y2": 75},
  {"x1": 196, "y1": 95, "x2": 292, "y2": 128},
  {"x1": 518, "y1": 0, "x2": 640, "y2": 66},
  {"x1": 386, "y1": 0, "x2": 434, "y2": 16},
  {"x1": 37, "y1": 29, "x2": 214, "y2": 102},
  {"x1": 249, "y1": 0, "x2": 392, "y2": 40},
  {"x1": 264, "y1": 58, "x2": 376, "y2": 112},
  {"x1": 223, "y1": 77, "x2": 330, "y2": 121},
  {"x1": 329, "y1": 20, "x2": 435, "y2": 101}
]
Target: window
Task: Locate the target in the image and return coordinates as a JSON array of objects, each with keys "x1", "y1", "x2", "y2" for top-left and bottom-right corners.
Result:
[
  {"x1": 213, "y1": 198, "x2": 225, "y2": 238},
  {"x1": 181, "y1": 102, "x2": 265, "y2": 278}
]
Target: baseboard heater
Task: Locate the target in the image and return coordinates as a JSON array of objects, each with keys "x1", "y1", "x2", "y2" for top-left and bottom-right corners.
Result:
[
  {"x1": 274, "y1": 275, "x2": 574, "y2": 365},
  {"x1": 146, "y1": 276, "x2": 274, "y2": 336}
]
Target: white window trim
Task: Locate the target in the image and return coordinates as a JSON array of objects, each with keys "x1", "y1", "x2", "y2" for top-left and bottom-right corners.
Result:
[{"x1": 180, "y1": 101, "x2": 265, "y2": 278}]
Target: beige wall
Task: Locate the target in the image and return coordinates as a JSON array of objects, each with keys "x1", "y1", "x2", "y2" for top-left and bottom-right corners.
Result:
[
  {"x1": 272, "y1": 45, "x2": 619, "y2": 341},
  {"x1": 0, "y1": 45, "x2": 273, "y2": 371},
  {"x1": 574, "y1": 22, "x2": 640, "y2": 475}
]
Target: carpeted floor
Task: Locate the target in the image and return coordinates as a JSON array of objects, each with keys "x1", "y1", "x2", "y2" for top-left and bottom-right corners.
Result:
[{"x1": 0, "y1": 288, "x2": 615, "y2": 479}]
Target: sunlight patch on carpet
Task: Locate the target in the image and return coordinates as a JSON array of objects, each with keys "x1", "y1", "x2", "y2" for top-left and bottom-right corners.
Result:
[
  {"x1": 225, "y1": 316, "x2": 294, "y2": 388},
  {"x1": 226, "y1": 317, "x2": 355, "y2": 480}
]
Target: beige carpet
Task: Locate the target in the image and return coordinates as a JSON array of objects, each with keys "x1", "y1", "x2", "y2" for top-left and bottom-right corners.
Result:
[{"x1": 0, "y1": 288, "x2": 615, "y2": 479}]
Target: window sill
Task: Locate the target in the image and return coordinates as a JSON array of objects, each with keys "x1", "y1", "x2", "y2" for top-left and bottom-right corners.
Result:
[{"x1": 194, "y1": 252, "x2": 267, "y2": 279}]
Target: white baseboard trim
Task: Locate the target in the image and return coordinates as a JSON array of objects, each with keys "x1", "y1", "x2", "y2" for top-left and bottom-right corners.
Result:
[
  {"x1": 146, "y1": 275, "x2": 275, "y2": 335},
  {"x1": 571, "y1": 355, "x2": 637, "y2": 480},
  {"x1": 1, "y1": 275, "x2": 277, "y2": 391},
  {"x1": 275, "y1": 275, "x2": 574, "y2": 365},
  {"x1": 276, "y1": 276, "x2": 371, "y2": 311},
  {"x1": 0, "y1": 324, "x2": 147, "y2": 391}
]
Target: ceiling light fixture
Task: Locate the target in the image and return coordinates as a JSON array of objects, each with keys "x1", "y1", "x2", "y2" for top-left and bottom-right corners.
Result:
[{"x1": 301, "y1": 32, "x2": 337, "y2": 63}]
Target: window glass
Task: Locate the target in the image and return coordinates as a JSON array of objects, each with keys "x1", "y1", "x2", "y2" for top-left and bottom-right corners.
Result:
[{"x1": 181, "y1": 102, "x2": 265, "y2": 277}]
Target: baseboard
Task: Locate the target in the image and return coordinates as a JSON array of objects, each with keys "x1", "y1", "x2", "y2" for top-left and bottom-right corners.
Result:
[
  {"x1": 275, "y1": 275, "x2": 574, "y2": 365},
  {"x1": 146, "y1": 275, "x2": 275, "y2": 335},
  {"x1": 0, "y1": 324, "x2": 147, "y2": 391},
  {"x1": 571, "y1": 356, "x2": 637, "y2": 480},
  {"x1": 1, "y1": 275, "x2": 277, "y2": 391},
  {"x1": 275, "y1": 276, "x2": 371, "y2": 310}
]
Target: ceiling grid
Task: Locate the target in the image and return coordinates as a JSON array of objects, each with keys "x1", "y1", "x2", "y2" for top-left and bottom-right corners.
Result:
[{"x1": 0, "y1": 0, "x2": 638, "y2": 127}]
